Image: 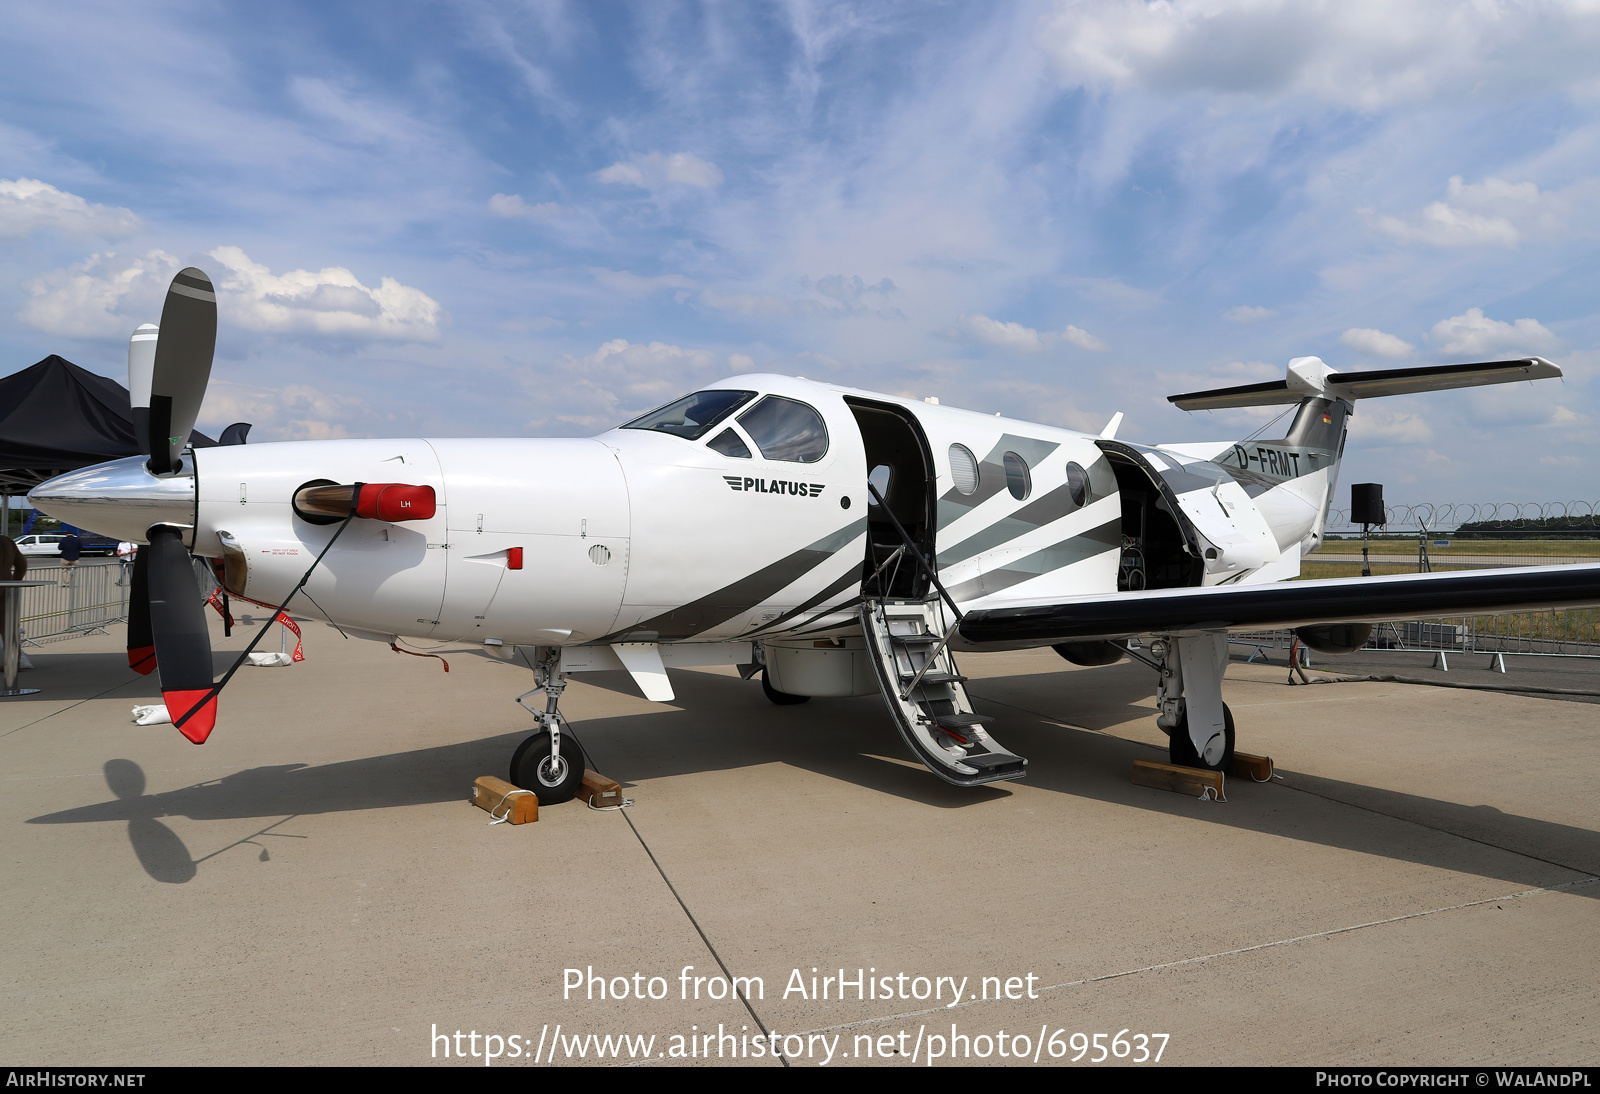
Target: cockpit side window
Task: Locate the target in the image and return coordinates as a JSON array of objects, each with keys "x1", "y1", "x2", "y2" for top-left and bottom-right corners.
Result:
[
  {"x1": 737, "y1": 396, "x2": 829, "y2": 463},
  {"x1": 621, "y1": 390, "x2": 757, "y2": 440},
  {"x1": 707, "y1": 428, "x2": 752, "y2": 458}
]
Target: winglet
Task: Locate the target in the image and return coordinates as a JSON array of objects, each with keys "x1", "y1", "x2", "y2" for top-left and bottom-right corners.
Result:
[{"x1": 1098, "y1": 411, "x2": 1124, "y2": 440}]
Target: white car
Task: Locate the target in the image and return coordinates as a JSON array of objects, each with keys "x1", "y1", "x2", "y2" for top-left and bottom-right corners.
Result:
[{"x1": 13, "y1": 534, "x2": 68, "y2": 557}]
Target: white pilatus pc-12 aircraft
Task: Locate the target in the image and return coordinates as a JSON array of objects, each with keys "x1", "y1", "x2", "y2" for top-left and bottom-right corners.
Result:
[{"x1": 30, "y1": 269, "x2": 1600, "y2": 802}]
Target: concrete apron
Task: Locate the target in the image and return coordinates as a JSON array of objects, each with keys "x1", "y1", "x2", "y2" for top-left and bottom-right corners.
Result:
[{"x1": 2, "y1": 615, "x2": 1596, "y2": 1066}]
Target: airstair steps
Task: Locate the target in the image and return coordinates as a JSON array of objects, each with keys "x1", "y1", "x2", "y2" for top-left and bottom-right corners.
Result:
[
  {"x1": 901, "y1": 670, "x2": 965, "y2": 685},
  {"x1": 861, "y1": 597, "x2": 1028, "y2": 788},
  {"x1": 926, "y1": 711, "x2": 990, "y2": 730}
]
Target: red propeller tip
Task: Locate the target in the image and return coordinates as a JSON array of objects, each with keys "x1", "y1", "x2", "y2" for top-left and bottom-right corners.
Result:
[
  {"x1": 128, "y1": 646, "x2": 157, "y2": 675},
  {"x1": 164, "y1": 689, "x2": 218, "y2": 744}
]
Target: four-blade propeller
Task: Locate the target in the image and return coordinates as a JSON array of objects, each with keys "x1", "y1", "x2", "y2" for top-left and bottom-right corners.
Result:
[
  {"x1": 125, "y1": 268, "x2": 222, "y2": 743},
  {"x1": 113, "y1": 269, "x2": 436, "y2": 744}
]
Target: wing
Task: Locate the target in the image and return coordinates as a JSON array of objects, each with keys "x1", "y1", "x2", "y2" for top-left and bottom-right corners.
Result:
[{"x1": 958, "y1": 563, "x2": 1600, "y2": 645}]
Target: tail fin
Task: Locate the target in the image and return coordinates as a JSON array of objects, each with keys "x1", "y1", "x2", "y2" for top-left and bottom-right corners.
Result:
[{"x1": 1165, "y1": 355, "x2": 1562, "y2": 557}]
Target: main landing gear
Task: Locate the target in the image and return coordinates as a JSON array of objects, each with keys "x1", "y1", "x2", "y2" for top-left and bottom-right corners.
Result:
[
  {"x1": 1149, "y1": 633, "x2": 1236, "y2": 773},
  {"x1": 509, "y1": 648, "x2": 587, "y2": 804}
]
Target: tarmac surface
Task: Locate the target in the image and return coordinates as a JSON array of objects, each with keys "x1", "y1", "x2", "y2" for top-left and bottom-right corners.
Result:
[{"x1": 3, "y1": 613, "x2": 1598, "y2": 1067}]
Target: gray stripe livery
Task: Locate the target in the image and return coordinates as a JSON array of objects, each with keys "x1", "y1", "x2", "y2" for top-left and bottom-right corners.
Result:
[
  {"x1": 606, "y1": 518, "x2": 867, "y2": 642},
  {"x1": 943, "y1": 518, "x2": 1121, "y2": 602}
]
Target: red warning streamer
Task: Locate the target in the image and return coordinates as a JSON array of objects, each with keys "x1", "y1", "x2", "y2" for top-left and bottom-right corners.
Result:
[{"x1": 275, "y1": 613, "x2": 305, "y2": 663}]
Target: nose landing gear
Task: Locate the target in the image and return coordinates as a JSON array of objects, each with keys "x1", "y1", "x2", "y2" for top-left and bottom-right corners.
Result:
[{"x1": 509, "y1": 648, "x2": 588, "y2": 804}]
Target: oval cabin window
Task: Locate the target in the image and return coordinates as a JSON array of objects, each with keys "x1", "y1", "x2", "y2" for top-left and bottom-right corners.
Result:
[
  {"x1": 1002, "y1": 452, "x2": 1031, "y2": 500},
  {"x1": 948, "y1": 444, "x2": 978, "y2": 495},
  {"x1": 1065, "y1": 461, "x2": 1089, "y2": 509}
]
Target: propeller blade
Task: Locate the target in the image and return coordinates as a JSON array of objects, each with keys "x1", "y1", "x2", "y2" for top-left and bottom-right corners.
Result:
[
  {"x1": 147, "y1": 269, "x2": 216, "y2": 475},
  {"x1": 146, "y1": 526, "x2": 217, "y2": 743},
  {"x1": 127, "y1": 546, "x2": 155, "y2": 675},
  {"x1": 127, "y1": 323, "x2": 158, "y2": 456}
]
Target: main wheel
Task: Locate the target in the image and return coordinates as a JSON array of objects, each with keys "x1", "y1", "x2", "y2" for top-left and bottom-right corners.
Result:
[
  {"x1": 761, "y1": 668, "x2": 810, "y2": 705},
  {"x1": 509, "y1": 728, "x2": 587, "y2": 804},
  {"x1": 1168, "y1": 703, "x2": 1235, "y2": 772}
]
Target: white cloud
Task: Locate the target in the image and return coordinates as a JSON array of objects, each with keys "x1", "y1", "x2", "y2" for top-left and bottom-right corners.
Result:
[
  {"x1": 207, "y1": 246, "x2": 442, "y2": 339},
  {"x1": 20, "y1": 246, "x2": 444, "y2": 342},
  {"x1": 537, "y1": 338, "x2": 721, "y2": 430},
  {"x1": 588, "y1": 267, "x2": 697, "y2": 295},
  {"x1": 1374, "y1": 203, "x2": 1521, "y2": 248},
  {"x1": 1371, "y1": 175, "x2": 1600, "y2": 248},
  {"x1": 960, "y1": 313, "x2": 1042, "y2": 350},
  {"x1": 1340, "y1": 327, "x2": 1414, "y2": 358},
  {"x1": 1062, "y1": 324, "x2": 1108, "y2": 350},
  {"x1": 0, "y1": 178, "x2": 143, "y2": 239},
  {"x1": 957, "y1": 314, "x2": 1107, "y2": 351},
  {"x1": 594, "y1": 152, "x2": 723, "y2": 189},
  {"x1": 199, "y1": 379, "x2": 370, "y2": 442},
  {"x1": 19, "y1": 250, "x2": 181, "y2": 336},
  {"x1": 1347, "y1": 405, "x2": 1433, "y2": 445},
  {"x1": 1065, "y1": 276, "x2": 1164, "y2": 310},
  {"x1": 1224, "y1": 305, "x2": 1276, "y2": 323},
  {"x1": 700, "y1": 275, "x2": 900, "y2": 321},
  {"x1": 1429, "y1": 308, "x2": 1557, "y2": 358},
  {"x1": 488, "y1": 193, "x2": 564, "y2": 220},
  {"x1": 1035, "y1": 0, "x2": 1600, "y2": 109}
]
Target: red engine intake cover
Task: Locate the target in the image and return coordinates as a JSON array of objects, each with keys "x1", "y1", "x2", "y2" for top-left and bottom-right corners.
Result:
[{"x1": 356, "y1": 483, "x2": 437, "y2": 522}]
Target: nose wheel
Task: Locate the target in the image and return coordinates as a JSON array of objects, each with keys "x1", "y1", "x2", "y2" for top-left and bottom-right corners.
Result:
[
  {"x1": 508, "y1": 648, "x2": 587, "y2": 804},
  {"x1": 509, "y1": 728, "x2": 587, "y2": 803}
]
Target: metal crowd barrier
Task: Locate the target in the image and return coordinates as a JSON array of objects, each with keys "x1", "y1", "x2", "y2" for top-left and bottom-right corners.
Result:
[
  {"x1": 17, "y1": 558, "x2": 216, "y2": 646},
  {"x1": 16, "y1": 562, "x2": 129, "y2": 645},
  {"x1": 1232, "y1": 612, "x2": 1600, "y2": 674}
]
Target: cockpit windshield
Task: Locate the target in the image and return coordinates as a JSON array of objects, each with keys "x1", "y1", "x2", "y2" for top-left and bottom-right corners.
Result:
[{"x1": 620, "y1": 390, "x2": 757, "y2": 440}]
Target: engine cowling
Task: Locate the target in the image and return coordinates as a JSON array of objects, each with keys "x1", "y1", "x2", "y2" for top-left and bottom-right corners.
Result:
[
  {"x1": 1053, "y1": 640, "x2": 1126, "y2": 667},
  {"x1": 1293, "y1": 623, "x2": 1373, "y2": 655}
]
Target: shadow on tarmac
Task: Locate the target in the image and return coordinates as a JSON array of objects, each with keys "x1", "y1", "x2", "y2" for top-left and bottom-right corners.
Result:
[{"x1": 27, "y1": 659, "x2": 1600, "y2": 890}]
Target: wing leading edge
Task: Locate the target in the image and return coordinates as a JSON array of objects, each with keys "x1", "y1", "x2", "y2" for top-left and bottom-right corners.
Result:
[{"x1": 958, "y1": 563, "x2": 1600, "y2": 645}]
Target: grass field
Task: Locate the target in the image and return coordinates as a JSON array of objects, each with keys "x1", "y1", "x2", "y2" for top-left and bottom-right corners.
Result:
[
  {"x1": 1288, "y1": 553, "x2": 1600, "y2": 648},
  {"x1": 1318, "y1": 538, "x2": 1600, "y2": 556}
]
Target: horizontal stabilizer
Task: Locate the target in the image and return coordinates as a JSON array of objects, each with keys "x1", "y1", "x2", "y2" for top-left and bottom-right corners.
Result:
[
  {"x1": 959, "y1": 563, "x2": 1600, "y2": 646},
  {"x1": 1169, "y1": 357, "x2": 1560, "y2": 411}
]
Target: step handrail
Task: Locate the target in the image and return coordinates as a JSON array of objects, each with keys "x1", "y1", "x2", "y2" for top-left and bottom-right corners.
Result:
[
  {"x1": 864, "y1": 543, "x2": 907, "y2": 591},
  {"x1": 866, "y1": 482, "x2": 964, "y2": 622}
]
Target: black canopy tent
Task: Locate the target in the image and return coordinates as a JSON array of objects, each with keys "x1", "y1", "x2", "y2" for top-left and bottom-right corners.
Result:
[{"x1": 0, "y1": 354, "x2": 249, "y2": 530}]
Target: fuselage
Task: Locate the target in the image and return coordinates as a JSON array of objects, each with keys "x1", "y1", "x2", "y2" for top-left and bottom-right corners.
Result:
[{"x1": 31, "y1": 373, "x2": 1337, "y2": 650}]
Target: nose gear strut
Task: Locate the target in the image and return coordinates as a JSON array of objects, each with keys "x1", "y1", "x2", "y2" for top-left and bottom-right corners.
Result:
[{"x1": 509, "y1": 647, "x2": 587, "y2": 803}]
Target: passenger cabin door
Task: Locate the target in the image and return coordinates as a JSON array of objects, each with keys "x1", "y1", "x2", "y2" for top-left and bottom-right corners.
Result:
[{"x1": 845, "y1": 398, "x2": 935, "y2": 600}]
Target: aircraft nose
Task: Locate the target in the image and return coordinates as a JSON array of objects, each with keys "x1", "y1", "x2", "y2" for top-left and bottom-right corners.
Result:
[{"x1": 27, "y1": 455, "x2": 197, "y2": 543}]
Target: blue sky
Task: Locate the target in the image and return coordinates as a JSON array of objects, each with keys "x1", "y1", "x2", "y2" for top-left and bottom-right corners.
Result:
[{"x1": 3, "y1": 1, "x2": 1599, "y2": 505}]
